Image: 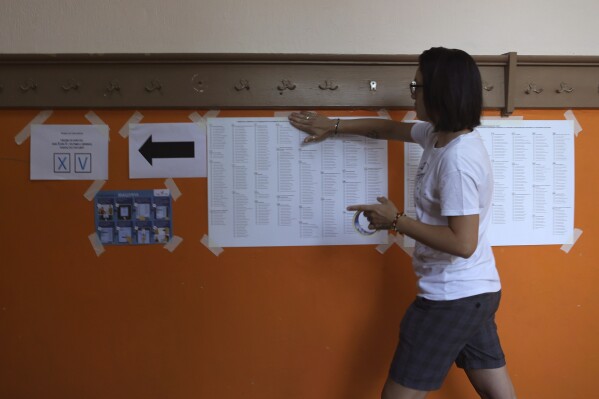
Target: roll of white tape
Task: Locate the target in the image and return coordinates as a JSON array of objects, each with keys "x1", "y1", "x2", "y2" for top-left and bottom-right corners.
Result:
[{"x1": 353, "y1": 210, "x2": 377, "y2": 235}]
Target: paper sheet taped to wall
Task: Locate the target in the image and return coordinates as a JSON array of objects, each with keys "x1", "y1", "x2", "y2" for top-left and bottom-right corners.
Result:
[
  {"x1": 404, "y1": 120, "x2": 575, "y2": 246},
  {"x1": 207, "y1": 117, "x2": 388, "y2": 247}
]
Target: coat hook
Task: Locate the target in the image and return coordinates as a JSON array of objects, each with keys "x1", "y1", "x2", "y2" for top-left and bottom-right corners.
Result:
[
  {"x1": 62, "y1": 79, "x2": 80, "y2": 92},
  {"x1": 145, "y1": 79, "x2": 162, "y2": 93},
  {"x1": 525, "y1": 83, "x2": 543, "y2": 94},
  {"x1": 20, "y1": 79, "x2": 38, "y2": 92},
  {"x1": 234, "y1": 79, "x2": 250, "y2": 91},
  {"x1": 191, "y1": 74, "x2": 204, "y2": 93},
  {"x1": 369, "y1": 81, "x2": 377, "y2": 91},
  {"x1": 104, "y1": 80, "x2": 121, "y2": 96},
  {"x1": 555, "y1": 82, "x2": 573, "y2": 94},
  {"x1": 319, "y1": 80, "x2": 339, "y2": 90},
  {"x1": 278, "y1": 80, "x2": 296, "y2": 91},
  {"x1": 483, "y1": 81, "x2": 494, "y2": 91}
]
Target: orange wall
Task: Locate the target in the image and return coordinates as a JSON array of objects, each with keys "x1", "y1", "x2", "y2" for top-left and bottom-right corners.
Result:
[{"x1": 0, "y1": 109, "x2": 597, "y2": 399}]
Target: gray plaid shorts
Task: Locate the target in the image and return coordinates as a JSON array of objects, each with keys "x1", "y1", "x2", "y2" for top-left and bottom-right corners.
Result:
[{"x1": 388, "y1": 290, "x2": 506, "y2": 391}]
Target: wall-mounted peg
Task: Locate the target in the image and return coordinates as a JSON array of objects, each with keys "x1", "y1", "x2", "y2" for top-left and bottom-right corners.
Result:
[
  {"x1": 555, "y1": 82, "x2": 574, "y2": 94},
  {"x1": 278, "y1": 80, "x2": 296, "y2": 91},
  {"x1": 145, "y1": 79, "x2": 162, "y2": 93},
  {"x1": 19, "y1": 79, "x2": 37, "y2": 92},
  {"x1": 369, "y1": 81, "x2": 377, "y2": 91},
  {"x1": 191, "y1": 74, "x2": 204, "y2": 93},
  {"x1": 319, "y1": 80, "x2": 338, "y2": 90},
  {"x1": 483, "y1": 81, "x2": 494, "y2": 91},
  {"x1": 62, "y1": 79, "x2": 80, "y2": 92},
  {"x1": 104, "y1": 80, "x2": 121, "y2": 96},
  {"x1": 525, "y1": 83, "x2": 543, "y2": 94},
  {"x1": 234, "y1": 80, "x2": 250, "y2": 91}
]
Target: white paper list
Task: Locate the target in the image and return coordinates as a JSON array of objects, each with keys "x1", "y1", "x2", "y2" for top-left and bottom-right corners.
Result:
[
  {"x1": 208, "y1": 118, "x2": 388, "y2": 247},
  {"x1": 404, "y1": 120, "x2": 575, "y2": 246}
]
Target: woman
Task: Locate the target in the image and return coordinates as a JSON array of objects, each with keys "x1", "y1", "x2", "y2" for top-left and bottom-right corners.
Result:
[{"x1": 289, "y1": 47, "x2": 517, "y2": 399}]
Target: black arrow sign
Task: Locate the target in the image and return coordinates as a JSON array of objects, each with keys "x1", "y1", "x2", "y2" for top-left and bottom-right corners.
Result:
[{"x1": 139, "y1": 135, "x2": 195, "y2": 165}]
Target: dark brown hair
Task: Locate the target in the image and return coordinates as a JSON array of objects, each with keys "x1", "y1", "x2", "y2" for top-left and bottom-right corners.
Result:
[{"x1": 419, "y1": 47, "x2": 482, "y2": 132}]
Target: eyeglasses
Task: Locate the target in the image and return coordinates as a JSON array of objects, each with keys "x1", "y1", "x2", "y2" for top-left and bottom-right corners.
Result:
[{"x1": 409, "y1": 81, "x2": 424, "y2": 95}]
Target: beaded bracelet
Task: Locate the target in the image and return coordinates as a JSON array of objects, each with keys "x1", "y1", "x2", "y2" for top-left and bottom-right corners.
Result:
[{"x1": 390, "y1": 212, "x2": 405, "y2": 232}]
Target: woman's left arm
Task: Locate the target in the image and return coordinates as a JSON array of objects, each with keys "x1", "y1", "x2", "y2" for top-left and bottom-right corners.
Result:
[{"x1": 397, "y1": 214, "x2": 479, "y2": 259}]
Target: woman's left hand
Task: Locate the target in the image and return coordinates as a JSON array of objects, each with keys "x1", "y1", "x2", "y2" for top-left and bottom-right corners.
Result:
[
  {"x1": 289, "y1": 112, "x2": 337, "y2": 143},
  {"x1": 347, "y1": 196, "x2": 399, "y2": 230}
]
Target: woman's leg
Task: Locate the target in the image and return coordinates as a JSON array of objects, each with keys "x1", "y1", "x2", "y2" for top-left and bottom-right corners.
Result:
[
  {"x1": 381, "y1": 377, "x2": 429, "y2": 399},
  {"x1": 464, "y1": 366, "x2": 516, "y2": 399}
]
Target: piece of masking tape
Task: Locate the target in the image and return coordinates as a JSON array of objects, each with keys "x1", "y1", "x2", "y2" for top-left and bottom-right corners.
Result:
[
  {"x1": 14, "y1": 110, "x2": 53, "y2": 145},
  {"x1": 377, "y1": 109, "x2": 391, "y2": 119},
  {"x1": 564, "y1": 110, "x2": 583, "y2": 137},
  {"x1": 402, "y1": 111, "x2": 417, "y2": 122},
  {"x1": 201, "y1": 234, "x2": 224, "y2": 256},
  {"x1": 164, "y1": 178, "x2": 182, "y2": 201},
  {"x1": 85, "y1": 111, "x2": 110, "y2": 141},
  {"x1": 163, "y1": 235, "x2": 183, "y2": 252},
  {"x1": 88, "y1": 232, "x2": 106, "y2": 256},
  {"x1": 84, "y1": 180, "x2": 107, "y2": 201},
  {"x1": 560, "y1": 228, "x2": 583, "y2": 254},
  {"x1": 376, "y1": 238, "x2": 394, "y2": 254},
  {"x1": 395, "y1": 234, "x2": 415, "y2": 257},
  {"x1": 119, "y1": 111, "x2": 144, "y2": 138},
  {"x1": 189, "y1": 110, "x2": 220, "y2": 128},
  {"x1": 274, "y1": 111, "x2": 294, "y2": 117}
]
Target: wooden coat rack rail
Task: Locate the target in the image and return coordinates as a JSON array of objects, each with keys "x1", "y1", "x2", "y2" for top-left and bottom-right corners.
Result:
[{"x1": 0, "y1": 53, "x2": 598, "y2": 115}]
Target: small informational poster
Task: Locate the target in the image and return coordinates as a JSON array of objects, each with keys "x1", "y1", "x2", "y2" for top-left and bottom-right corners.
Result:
[
  {"x1": 128, "y1": 123, "x2": 206, "y2": 178},
  {"x1": 30, "y1": 124, "x2": 108, "y2": 180},
  {"x1": 94, "y1": 189, "x2": 173, "y2": 246},
  {"x1": 404, "y1": 120, "x2": 575, "y2": 247}
]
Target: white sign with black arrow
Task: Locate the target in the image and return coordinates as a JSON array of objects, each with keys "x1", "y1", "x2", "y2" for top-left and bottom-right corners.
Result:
[{"x1": 128, "y1": 123, "x2": 206, "y2": 178}]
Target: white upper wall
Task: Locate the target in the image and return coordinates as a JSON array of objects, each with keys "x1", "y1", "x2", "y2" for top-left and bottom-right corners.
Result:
[{"x1": 1, "y1": 0, "x2": 597, "y2": 55}]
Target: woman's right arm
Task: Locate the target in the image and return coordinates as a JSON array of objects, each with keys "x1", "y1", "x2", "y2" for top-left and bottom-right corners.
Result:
[{"x1": 288, "y1": 112, "x2": 415, "y2": 144}]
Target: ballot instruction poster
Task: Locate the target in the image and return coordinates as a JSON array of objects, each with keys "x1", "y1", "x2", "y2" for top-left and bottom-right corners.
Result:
[
  {"x1": 404, "y1": 120, "x2": 575, "y2": 246},
  {"x1": 207, "y1": 117, "x2": 388, "y2": 247},
  {"x1": 30, "y1": 124, "x2": 108, "y2": 180}
]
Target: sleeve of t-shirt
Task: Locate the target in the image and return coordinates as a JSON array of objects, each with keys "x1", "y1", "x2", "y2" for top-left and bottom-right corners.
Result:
[
  {"x1": 439, "y1": 169, "x2": 481, "y2": 216},
  {"x1": 410, "y1": 122, "x2": 434, "y2": 148}
]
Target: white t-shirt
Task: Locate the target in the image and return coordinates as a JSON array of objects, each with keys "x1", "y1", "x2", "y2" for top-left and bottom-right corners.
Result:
[{"x1": 410, "y1": 122, "x2": 501, "y2": 300}]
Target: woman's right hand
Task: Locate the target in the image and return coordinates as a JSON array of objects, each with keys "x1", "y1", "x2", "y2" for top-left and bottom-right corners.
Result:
[{"x1": 289, "y1": 112, "x2": 337, "y2": 143}]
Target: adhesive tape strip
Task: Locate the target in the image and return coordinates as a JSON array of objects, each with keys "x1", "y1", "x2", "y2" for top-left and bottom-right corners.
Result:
[
  {"x1": 353, "y1": 210, "x2": 377, "y2": 236},
  {"x1": 119, "y1": 111, "x2": 144, "y2": 138},
  {"x1": 84, "y1": 180, "x2": 106, "y2": 201},
  {"x1": 564, "y1": 110, "x2": 583, "y2": 137},
  {"x1": 201, "y1": 234, "x2": 224, "y2": 256},
  {"x1": 14, "y1": 110, "x2": 53, "y2": 145},
  {"x1": 163, "y1": 235, "x2": 183, "y2": 252},
  {"x1": 274, "y1": 111, "x2": 293, "y2": 117},
  {"x1": 560, "y1": 228, "x2": 583, "y2": 254},
  {"x1": 164, "y1": 178, "x2": 182, "y2": 201},
  {"x1": 401, "y1": 111, "x2": 417, "y2": 122},
  {"x1": 395, "y1": 234, "x2": 415, "y2": 257},
  {"x1": 85, "y1": 111, "x2": 110, "y2": 141},
  {"x1": 377, "y1": 109, "x2": 391, "y2": 119},
  {"x1": 189, "y1": 110, "x2": 220, "y2": 128},
  {"x1": 203, "y1": 110, "x2": 220, "y2": 119},
  {"x1": 376, "y1": 241, "x2": 394, "y2": 254},
  {"x1": 88, "y1": 232, "x2": 106, "y2": 256}
]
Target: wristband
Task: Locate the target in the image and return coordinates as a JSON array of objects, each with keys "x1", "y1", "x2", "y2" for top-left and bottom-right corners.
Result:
[{"x1": 391, "y1": 212, "x2": 405, "y2": 232}]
